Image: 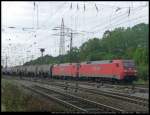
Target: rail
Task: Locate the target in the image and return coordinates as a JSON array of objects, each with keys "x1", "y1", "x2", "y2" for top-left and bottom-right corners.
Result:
[
  {"x1": 21, "y1": 84, "x2": 124, "y2": 113},
  {"x1": 34, "y1": 79, "x2": 148, "y2": 107}
]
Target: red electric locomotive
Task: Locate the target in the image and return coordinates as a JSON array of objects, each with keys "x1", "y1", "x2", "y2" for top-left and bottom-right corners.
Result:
[
  {"x1": 52, "y1": 63, "x2": 78, "y2": 78},
  {"x1": 79, "y1": 60, "x2": 137, "y2": 82},
  {"x1": 52, "y1": 59, "x2": 137, "y2": 82}
]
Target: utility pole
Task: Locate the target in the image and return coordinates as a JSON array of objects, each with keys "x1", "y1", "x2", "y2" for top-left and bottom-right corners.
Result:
[
  {"x1": 5, "y1": 55, "x2": 8, "y2": 68},
  {"x1": 70, "y1": 31, "x2": 73, "y2": 63},
  {"x1": 68, "y1": 29, "x2": 80, "y2": 63},
  {"x1": 70, "y1": 32, "x2": 73, "y2": 52}
]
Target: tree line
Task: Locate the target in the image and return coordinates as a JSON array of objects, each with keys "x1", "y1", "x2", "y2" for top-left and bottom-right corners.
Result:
[{"x1": 24, "y1": 23, "x2": 149, "y2": 81}]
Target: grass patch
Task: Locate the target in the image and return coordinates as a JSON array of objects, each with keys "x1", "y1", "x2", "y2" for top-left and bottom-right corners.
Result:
[
  {"x1": 133, "y1": 79, "x2": 149, "y2": 85},
  {"x1": 1, "y1": 79, "x2": 70, "y2": 112}
]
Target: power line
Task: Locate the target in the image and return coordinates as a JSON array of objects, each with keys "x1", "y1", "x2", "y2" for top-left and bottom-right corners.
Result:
[
  {"x1": 75, "y1": 14, "x2": 147, "y2": 40},
  {"x1": 86, "y1": 5, "x2": 146, "y2": 31},
  {"x1": 88, "y1": 5, "x2": 147, "y2": 33},
  {"x1": 93, "y1": 2, "x2": 148, "y2": 9},
  {"x1": 111, "y1": 15, "x2": 148, "y2": 29},
  {"x1": 92, "y1": 14, "x2": 148, "y2": 34}
]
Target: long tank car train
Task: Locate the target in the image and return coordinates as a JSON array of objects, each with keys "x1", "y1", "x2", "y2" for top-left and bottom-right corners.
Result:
[{"x1": 2, "y1": 59, "x2": 137, "y2": 83}]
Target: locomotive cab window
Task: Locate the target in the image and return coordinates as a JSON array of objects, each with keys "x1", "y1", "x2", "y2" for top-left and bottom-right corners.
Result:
[{"x1": 123, "y1": 60, "x2": 135, "y2": 68}]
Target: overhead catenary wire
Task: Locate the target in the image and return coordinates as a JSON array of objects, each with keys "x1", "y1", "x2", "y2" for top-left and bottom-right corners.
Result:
[
  {"x1": 91, "y1": 2, "x2": 147, "y2": 9},
  {"x1": 92, "y1": 14, "x2": 148, "y2": 34},
  {"x1": 92, "y1": 15, "x2": 147, "y2": 35},
  {"x1": 85, "y1": 3, "x2": 148, "y2": 28},
  {"x1": 76, "y1": 14, "x2": 147, "y2": 39},
  {"x1": 87, "y1": 5, "x2": 147, "y2": 33},
  {"x1": 85, "y1": 4, "x2": 146, "y2": 31}
]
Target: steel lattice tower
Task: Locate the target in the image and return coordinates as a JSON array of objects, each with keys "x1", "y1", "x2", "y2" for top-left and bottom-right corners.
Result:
[{"x1": 59, "y1": 18, "x2": 65, "y2": 55}]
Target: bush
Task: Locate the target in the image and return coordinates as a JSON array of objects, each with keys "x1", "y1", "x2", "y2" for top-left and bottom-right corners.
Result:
[{"x1": 137, "y1": 65, "x2": 149, "y2": 81}]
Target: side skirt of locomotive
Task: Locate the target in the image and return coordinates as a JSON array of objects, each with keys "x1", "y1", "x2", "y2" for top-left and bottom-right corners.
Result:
[
  {"x1": 51, "y1": 74, "x2": 136, "y2": 84},
  {"x1": 51, "y1": 74, "x2": 120, "y2": 82}
]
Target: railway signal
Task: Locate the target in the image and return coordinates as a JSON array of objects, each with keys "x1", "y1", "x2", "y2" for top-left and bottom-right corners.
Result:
[
  {"x1": 39, "y1": 48, "x2": 45, "y2": 64},
  {"x1": 40, "y1": 48, "x2": 45, "y2": 57}
]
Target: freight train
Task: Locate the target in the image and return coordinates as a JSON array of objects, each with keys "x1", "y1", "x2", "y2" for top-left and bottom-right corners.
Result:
[{"x1": 2, "y1": 59, "x2": 137, "y2": 83}]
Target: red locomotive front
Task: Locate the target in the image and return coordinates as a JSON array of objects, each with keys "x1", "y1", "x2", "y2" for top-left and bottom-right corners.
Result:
[
  {"x1": 121, "y1": 60, "x2": 137, "y2": 81},
  {"x1": 108, "y1": 60, "x2": 137, "y2": 82}
]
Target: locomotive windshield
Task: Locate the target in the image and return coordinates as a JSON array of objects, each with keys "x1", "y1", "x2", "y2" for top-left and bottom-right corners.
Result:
[{"x1": 123, "y1": 60, "x2": 135, "y2": 68}]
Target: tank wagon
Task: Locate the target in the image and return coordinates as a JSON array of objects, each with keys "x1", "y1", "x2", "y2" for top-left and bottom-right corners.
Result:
[
  {"x1": 2, "y1": 67, "x2": 12, "y2": 75},
  {"x1": 36, "y1": 64, "x2": 52, "y2": 78}
]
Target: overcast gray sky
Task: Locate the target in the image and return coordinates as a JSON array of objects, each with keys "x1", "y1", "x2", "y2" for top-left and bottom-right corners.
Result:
[{"x1": 1, "y1": 1, "x2": 149, "y2": 67}]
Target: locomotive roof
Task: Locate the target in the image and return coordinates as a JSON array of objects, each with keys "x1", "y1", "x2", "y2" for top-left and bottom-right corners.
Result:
[
  {"x1": 81, "y1": 60, "x2": 113, "y2": 64},
  {"x1": 54, "y1": 63, "x2": 77, "y2": 66},
  {"x1": 122, "y1": 60, "x2": 134, "y2": 62},
  {"x1": 53, "y1": 60, "x2": 113, "y2": 66}
]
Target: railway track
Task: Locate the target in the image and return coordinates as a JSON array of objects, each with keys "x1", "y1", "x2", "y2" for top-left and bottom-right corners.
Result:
[
  {"x1": 3, "y1": 75, "x2": 148, "y2": 92},
  {"x1": 2, "y1": 76, "x2": 149, "y2": 111},
  {"x1": 20, "y1": 82, "x2": 124, "y2": 113},
  {"x1": 57, "y1": 80, "x2": 148, "y2": 94},
  {"x1": 57, "y1": 79, "x2": 149, "y2": 93},
  {"x1": 102, "y1": 83, "x2": 149, "y2": 93},
  {"x1": 32, "y1": 79, "x2": 148, "y2": 108},
  {"x1": 31, "y1": 77, "x2": 148, "y2": 93}
]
